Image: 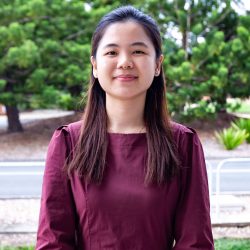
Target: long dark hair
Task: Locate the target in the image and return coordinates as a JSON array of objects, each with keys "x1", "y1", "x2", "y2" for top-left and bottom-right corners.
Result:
[{"x1": 68, "y1": 5, "x2": 180, "y2": 185}]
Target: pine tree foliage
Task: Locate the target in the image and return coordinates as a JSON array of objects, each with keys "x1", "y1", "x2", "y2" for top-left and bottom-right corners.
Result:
[{"x1": 0, "y1": 0, "x2": 249, "y2": 131}]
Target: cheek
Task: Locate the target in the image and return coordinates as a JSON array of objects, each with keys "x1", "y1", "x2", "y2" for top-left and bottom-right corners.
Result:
[
  {"x1": 139, "y1": 57, "x2": 155, "y2": 69},
  {"x1": 141, "y1": 60, "x2": 156, "y2": 76},
  {"x1": 96, "y1": 58, "x2": 113, "y2": 73}
]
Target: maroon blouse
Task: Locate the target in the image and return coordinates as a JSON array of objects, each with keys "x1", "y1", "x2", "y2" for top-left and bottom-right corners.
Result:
[{"x1": 36, "y1": 121, "x2": 214, "y2": 249}]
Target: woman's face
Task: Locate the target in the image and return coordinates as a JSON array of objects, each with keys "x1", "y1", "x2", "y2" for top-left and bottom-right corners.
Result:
[{"x1": 91, "y1": 21, "x2": 163, "y2": 102}]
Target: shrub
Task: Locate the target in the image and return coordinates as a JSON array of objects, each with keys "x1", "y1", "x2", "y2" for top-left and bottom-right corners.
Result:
[
  {"x1": 215, "y1": 127, "x2": 249, "y2": 150},
  {"x1": 232, "y1": 118, "x2": 250, "y2": 143},
  {"x1": 214, "y1": 238, "x2": 250, "y2": 250}
]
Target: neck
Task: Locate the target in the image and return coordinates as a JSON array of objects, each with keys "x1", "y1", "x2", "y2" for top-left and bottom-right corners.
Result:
[{"x1": 106, "y1": 95, "x2": 146, "y2": 133}]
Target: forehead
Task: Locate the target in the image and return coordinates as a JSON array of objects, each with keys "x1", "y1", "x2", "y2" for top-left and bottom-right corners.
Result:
[{"x1": 98, "y1": 21, "x2": 153, "y2": 48}]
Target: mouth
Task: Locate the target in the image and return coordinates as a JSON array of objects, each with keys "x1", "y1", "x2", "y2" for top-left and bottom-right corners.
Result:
[{"x1": 114, "y1": 75, "x2": 138, "y2": 81}]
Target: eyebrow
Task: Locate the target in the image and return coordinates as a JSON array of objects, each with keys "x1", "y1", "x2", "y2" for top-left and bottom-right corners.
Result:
[
  {"x1": 130, "y1": 42, "x2": 149, "y2": 48},
  {"x1": 103, "y1": 42, "x2": 149, "y2": 49}
]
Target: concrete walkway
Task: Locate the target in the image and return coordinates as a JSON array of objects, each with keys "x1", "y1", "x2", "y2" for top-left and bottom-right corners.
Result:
[
  {"x1": 0, "y1": 109, "x2": 250, "y2": 242},
  {"x1": 0, "y1": 197, "x2": 250, "y2": 234},
  {"x1": 0, "y1": 109, "x2": 74, "y2": 131},
  {"x1": 211, "y1": 194, "x2": 250, "y2": 226}
]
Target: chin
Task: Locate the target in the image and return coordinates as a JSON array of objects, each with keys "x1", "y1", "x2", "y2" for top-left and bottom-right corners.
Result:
[{"x1": 107, "y1": 91, "x2": 147, "y2": 101}]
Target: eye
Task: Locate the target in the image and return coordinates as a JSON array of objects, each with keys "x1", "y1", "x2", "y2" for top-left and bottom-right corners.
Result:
[
  {"x1": 105, "y1": 51, "x2": 117, "y2": 56},
  {"x1": 133, "y1": 50, "x2": 145, "y2": 54}
]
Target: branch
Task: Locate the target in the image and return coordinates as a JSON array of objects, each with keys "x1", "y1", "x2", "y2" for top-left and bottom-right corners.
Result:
[
  {"x1": 0, "y1": 76, "x2": 17, "y2": 84},
  {"x1": 18, "y1": 15, "x2": 51, "y2": 24},
  {"x1": 191, "y1": 76, "x2": 210, "y2": 82},
  {"x1": 195, "y1": 56, "x2": 210, "y2": 69},
  {"x1": 199, "y1": 7, "x2": 232, "y2": 37},
  {"x1": 185, "y1": 0, "x2": 192, "y2": 59},
  {"x1": 63, "y1": 30, "x2": 86, "y2": 41},
  {"x1": 14, "y1": 68, "x2": 33, "y2": 76}
]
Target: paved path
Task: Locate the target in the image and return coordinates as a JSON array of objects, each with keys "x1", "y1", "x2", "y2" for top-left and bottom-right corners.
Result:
[
  {"x1": 0, "y1": 109, "x2": 74, "y2": 131},
  {"x1": 0, "y1": 109, "x2": 250, "y2": 240},
  {"x1": 0, "y1": 160, "x2": 249, "y2": 235},
  {"x1": 0, "y1": 162, "x2": 44, "y2": 198},
  {"x1": 0, "y1": 160, "x2": 250, "y2": 198}
]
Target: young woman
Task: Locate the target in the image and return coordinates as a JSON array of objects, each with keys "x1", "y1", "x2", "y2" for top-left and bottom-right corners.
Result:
[{"x1": 36, "y1": 6, "x2": 214, "y2": 250}]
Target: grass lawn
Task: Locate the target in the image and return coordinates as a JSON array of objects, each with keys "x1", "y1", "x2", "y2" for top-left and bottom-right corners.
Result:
[
  {"x1": 227, "y1": 98, "x2": 250, "y2": 114},
  {"x1": 0, "y1": 247, "x2": 34, "y2": 250},
  {"x1": 215, "y1": 238, "x2": 250, "y2": 249},
  {"x1": 1, "y1": 239, "x2": 250, "y2": 250},
  {"x1": 234, "y1": 102, "x2": 250, "y2": 114}
]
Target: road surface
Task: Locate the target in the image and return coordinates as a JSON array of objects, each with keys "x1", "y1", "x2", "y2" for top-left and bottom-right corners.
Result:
[
  {"x1": 0, "y1": 162, "x2": 44, "y2": 198},
  {"x1": 0, "y1": 160, "x2": 250, "y2": 198},
  {"x1": 0, "y1": 109, "x2": 74, "y2": 131}
]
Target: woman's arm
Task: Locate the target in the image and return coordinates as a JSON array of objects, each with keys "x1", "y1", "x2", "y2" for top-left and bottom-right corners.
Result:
[
  {"x1": 173, "y1": 128, "x2": 214, "y2": 250},
  {"x1": 36, "y1": 126, "x2": 77, "y2": 249}
]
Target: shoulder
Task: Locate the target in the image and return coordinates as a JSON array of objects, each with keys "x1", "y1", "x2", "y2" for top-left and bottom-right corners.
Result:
[
  {"x1": 171, "y1": 121, "x2": 196, "y2": 138},
  {"x1": 170, "y1": 121, "x2": 201, "y2": 151},
  {"x1": 170, "y1": 122, "x2": 205, "y2": 169},
  {"x1": 53, "y1": 120, "x2": 82, "y2": 144},
  {"x1": 47, "y1": 120, "x2": 82, "y2": 156},
  {"x1": 56, "y1": 120, "x2": 82, "y2": 134}
]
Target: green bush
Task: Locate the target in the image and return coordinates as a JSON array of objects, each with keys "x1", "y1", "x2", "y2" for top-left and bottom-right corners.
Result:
[
  {"x1": 214, "y1": 238, "x2": 250, "y2": 250},
  {"x1": 232, "y1": 118, "x2": 250, "y2": 143},
  {"x1": 182, "y1": 100, "x2": 217, "y2": 120},
  {"x1": 215, "y1": 127, "x2": 249, "y2": 150},
  {"x1": 1, "y1": 238, "x2": 250, "y2": 250},
  {"x1": 0, "y1": 247, "x2": 34, "y2": 250},
  {"x1": 226, "y1": 98, "x2": 250, "y2": 114}
]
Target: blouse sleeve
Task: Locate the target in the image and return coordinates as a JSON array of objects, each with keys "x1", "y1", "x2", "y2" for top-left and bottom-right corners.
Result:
[
  {"x1": 173, "y1": 128, "x2": 214, "y2": 250},
  {"x1": 36, "y1": 126, "x2": 77, "y2": 249}
]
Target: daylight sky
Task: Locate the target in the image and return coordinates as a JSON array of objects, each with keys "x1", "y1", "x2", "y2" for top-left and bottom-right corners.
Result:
[{"x1": 233, "y1": 0, "x2": 250, "y2": 14}]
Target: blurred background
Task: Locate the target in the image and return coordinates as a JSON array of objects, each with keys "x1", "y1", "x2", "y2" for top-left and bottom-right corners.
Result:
[{"x1": 0, "y1": 0, "x2": 250, "y2": 249}]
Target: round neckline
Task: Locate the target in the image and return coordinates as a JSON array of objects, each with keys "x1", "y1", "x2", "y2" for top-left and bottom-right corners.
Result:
[
  {"x1": 107, "y1": 132, "x2": 147, "y2": 135},
  {"x1": 107, "y1": 132, "x2": 147, "y2": 146}
]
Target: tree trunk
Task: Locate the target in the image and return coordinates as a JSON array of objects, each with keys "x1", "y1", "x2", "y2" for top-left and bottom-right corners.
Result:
[
  {"x1": 6, "y1": 105, "x2": 23, "y2": 132},
  {"x1": 217, "y1": 93, "x2": 227, "y2": 113},
  {"x1": 182, "y1": 30, "x2": 187, "y2": 52}
]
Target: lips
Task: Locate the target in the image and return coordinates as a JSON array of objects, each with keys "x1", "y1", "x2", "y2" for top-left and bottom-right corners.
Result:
[{"x1": 114, "y1": 74, "x2": 138, "y2": 81}]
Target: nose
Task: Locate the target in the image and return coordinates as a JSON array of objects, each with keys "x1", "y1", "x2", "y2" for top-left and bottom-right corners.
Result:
[{"x1": 117, "y1": 53, "x2": 133, "y2": 69}]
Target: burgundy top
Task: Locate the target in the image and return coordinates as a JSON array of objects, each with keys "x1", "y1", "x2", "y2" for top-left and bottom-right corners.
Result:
[{"x1": 36, "y1": 121, "x2": 214, "y2": 249}]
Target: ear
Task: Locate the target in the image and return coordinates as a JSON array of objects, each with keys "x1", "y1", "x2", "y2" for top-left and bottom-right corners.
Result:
[
  {"x1": 155, "y1": 54, "x2": 164, "y2": 76},
  {"x1": 90, "y1": 56, "x2": 98, "y2": 78}
]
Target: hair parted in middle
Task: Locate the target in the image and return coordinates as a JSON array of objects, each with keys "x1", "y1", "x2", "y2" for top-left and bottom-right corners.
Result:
[{"x1": 67, "y1": 5, "x2": 180, "y2": 185}]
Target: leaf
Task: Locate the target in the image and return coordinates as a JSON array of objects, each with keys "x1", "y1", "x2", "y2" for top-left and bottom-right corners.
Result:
[{"x1": 215, "y1": 127, "x2": 248, "y2": 150}]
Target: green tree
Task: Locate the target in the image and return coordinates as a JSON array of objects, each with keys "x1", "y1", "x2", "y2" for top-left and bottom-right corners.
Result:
[
  {"x1": 0, "y1": 0, "x2": 94, "y2": 132},
  {"x1": 140, "y1": 0, "x2": 249, "y2": 120},
  {"x1": 1, "y1": 0, "x2": 249, "y2": 132},
  {"x1": 0, "y1": 0, "x2": 140, "y2": 132}
]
